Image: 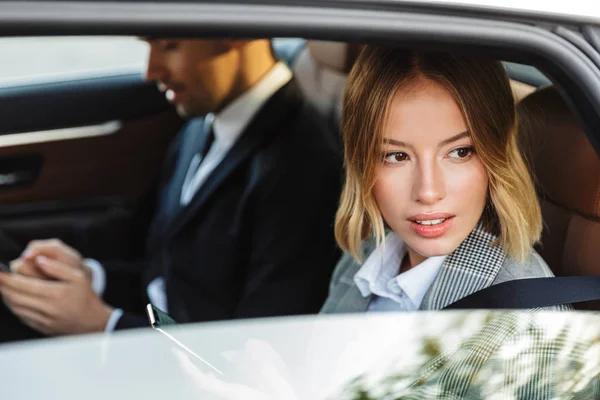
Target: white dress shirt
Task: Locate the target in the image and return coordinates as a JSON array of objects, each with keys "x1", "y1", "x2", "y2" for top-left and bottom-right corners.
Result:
[
  {"x1": 180, "y1": 61, "x2": 293, "y2": 206},
  {"x1": 87, "y1": 62, "x2": 293, "y2": 332},
  {"x1": 354, "y1": 232, "x2": 447, "y2": 311}
]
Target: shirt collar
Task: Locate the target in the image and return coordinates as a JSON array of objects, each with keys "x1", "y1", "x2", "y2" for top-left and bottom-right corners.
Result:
[
  {"x1": 212, "y1": 61, "x2": 293, "y2": 146},
  {"x1": 354, "y1": 232, "x2": 405, "y2": 297},
  {"x1": 395, "y1": 254, "x2": 447, "y2": 308},
  {"x1": 354, "y1": 232, "x2": 447, "y2": 308}
]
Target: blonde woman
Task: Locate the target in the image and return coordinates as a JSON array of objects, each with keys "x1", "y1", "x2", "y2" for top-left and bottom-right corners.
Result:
[{"x1": 321, "y1": 46, "x2": 567, "y2": 313}]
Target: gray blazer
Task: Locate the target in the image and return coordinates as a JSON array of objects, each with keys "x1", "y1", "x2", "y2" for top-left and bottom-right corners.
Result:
[{"x1": 321, "y1": 225, "x2": 567, "y2": 313}]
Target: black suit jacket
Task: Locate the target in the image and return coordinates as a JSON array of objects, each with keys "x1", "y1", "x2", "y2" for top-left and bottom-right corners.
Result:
[{"x1": 104, "y1": 80, "x2": 343, "y2": 329}]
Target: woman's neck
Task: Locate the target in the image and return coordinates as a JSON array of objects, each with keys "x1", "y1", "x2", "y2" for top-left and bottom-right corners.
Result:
[{"x1": 399, "y1": 247, "x2": 428, "y2": 273}]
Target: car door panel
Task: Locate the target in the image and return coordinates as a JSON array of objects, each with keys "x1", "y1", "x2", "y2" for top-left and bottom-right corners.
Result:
[
  {"x1": 0, "y1": 74, "x2": 173, "y2": 135},
  {"x1": 0, "y1": 73, "x2": 184, "y2": 261},
  {"x1": 0, "y1": 197, "x2": 134, "y2": 261}
]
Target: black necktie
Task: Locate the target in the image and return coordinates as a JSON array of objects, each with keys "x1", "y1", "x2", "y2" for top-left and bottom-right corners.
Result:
[
  {"x1": 198, "y1": 114, "x2": 215, "y2": 162},
  {"x1": 180, "y1": 114, "x2": 216, "y2": 206}
]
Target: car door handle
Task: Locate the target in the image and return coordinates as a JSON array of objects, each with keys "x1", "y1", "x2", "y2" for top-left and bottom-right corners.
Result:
[
  {"x1": 0, "y1": 154, "x2": 43, "y2": 189},
  {"x1": 0, "y1": 170, "x2": 34, "y2": 186}
]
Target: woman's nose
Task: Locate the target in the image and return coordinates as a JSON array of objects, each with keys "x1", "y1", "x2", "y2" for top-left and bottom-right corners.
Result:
[{"x1": 413, "y1": 161, "x2": 445, "y2": 205}]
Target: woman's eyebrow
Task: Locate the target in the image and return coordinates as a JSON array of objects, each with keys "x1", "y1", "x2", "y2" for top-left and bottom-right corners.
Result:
[
  {"x1": 439, "y1": 131, "x2": 469, "y2": 147},
  {"x1": 383, "y1": 138, "x2": 409, "y2": 147}
]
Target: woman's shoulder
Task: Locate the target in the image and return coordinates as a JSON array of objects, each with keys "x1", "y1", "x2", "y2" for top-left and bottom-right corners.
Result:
[
  {"x1": 492, "y1": 248, "x2": 573, "y2": 311},
  {"x1": 330, "y1": 238, "x2": 378, "y2": 285},
  {"x1": 321, "y1": 239, "x2": 379, "y2": 314},
  {"x1": 493, "y1": 248, "x2": 555, "y2": 284}
]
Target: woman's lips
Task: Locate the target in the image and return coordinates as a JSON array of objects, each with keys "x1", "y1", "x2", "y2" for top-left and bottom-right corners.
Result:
[{"x1": 408, "y1": 215, "x2": 455, "y2": 238}]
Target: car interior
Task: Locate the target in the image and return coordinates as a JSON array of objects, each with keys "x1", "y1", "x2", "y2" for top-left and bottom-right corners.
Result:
[
  {"x1": 1, "y1": 0, "x2": 599, "y2": 395},
  {"x1": 0, "y1": 39, "x2": 184, "y2": 263},
  {"x1": 290, "y1": 39, "x2": 600, "y2": 311},
  {"x1": 518, "y1": 86, "x2": 600, "y2": 310},
  {"x1": 0, "y1": 36, "x2": 598, "y2": 312}
]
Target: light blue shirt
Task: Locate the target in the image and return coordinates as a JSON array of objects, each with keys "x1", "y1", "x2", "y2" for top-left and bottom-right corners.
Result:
[{"x1": 354, "y1": 232, "x2": 447, "y2": 312}]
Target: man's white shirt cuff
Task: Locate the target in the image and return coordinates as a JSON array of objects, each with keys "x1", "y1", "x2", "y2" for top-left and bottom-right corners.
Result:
[
  {"x1": 83, "y1": 258, "x2": 106, "y2": 296},
  {"x1": 104, "y1": 308, "x2": 124, "y2": 333},
  {"x1": 147, "y1": 277, "x2": 168, "y2": 313}
]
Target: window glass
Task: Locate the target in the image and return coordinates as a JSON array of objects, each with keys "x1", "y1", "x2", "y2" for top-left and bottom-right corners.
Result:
[{"x1": 0, "y1": 36, "x2": 148, "y2": 88}]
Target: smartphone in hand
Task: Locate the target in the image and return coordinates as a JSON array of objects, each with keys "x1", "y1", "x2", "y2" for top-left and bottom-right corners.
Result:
[{"x1": 146, "y1": 303, "x2": 178, "y2": 329}]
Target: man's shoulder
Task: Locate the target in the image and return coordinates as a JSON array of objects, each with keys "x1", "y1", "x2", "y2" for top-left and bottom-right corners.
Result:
[
  {"x1": 254, "y1": 93, "x2": 341, "y2": 168},
  {"x1": 284, "y1": 95, "x2": 338, "y2": 145}
]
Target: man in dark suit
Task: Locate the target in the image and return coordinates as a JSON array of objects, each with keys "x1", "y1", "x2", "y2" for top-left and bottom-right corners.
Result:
[{"x1": 0, "y1": 39, "x2": 341, "y2": 340}]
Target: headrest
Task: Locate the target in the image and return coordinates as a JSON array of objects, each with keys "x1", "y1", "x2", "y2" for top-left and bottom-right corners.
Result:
[
  {"x1": 518, "y1": 86, "x2": 600, "y2": 218},
  {"x1": 510, "y1": 80, "x2": 536, "y2": 102},
  {"x1": 305, "y1": 41, "x2": 350, "y2": 72},
  {"x1": 292, "y1": 41, "x2": 350, "y2": 119},
  {"x1": 305, "y1": 40, "x2": 366, "y2": 74}
]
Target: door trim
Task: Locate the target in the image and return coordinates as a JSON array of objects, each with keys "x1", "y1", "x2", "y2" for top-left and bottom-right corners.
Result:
[{"x1": 0, "y1": 120, "x2": 122, "y2": 147}]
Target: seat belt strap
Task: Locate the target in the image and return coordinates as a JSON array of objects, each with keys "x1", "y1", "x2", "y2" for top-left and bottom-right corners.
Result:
[{"x1": 443, "y1": 276, "x2": 600, "y2": 309}]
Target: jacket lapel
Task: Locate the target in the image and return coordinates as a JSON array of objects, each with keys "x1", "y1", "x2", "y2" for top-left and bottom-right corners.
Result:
[
  {"x1": 420, "y1": 225, "x2": 507, "y2": 310},
  {"x1": 166, "y1": 81, "x2": 302, "y2": 238},
  {"x1": 162, "y1": 118, "x2": 212, "y2": 224},
  {"x1": 335, "y1": 286, "x2": 373, "y2": 313},
  {"x1": 146, "y1": 117, "x2": 210, "y2": 251}
]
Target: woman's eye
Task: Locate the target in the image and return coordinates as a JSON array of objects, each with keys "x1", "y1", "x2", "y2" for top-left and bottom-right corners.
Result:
[
  {"x1": 448, "y1": 147, "x2": 475, "y2": 160},
  {"x1": 383, "y1": 152, "x2": 409, "y2": 164}
]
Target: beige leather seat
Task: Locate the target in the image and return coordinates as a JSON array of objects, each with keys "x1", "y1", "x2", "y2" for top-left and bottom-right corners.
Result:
[
  {"x1": 292, "y1": 41, "x2": 536, "y2": 122},
  {"x1": 518, "y1": 86, "x2": 600, "y2": 310},
  {"x1": 291, "y1": 41, "x2": 359, "y2": 126}
]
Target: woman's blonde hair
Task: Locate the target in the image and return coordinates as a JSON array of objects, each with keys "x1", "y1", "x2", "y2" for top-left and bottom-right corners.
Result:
[{"x1": 335, "y1": 46, "x2": 541, "y2": 263}]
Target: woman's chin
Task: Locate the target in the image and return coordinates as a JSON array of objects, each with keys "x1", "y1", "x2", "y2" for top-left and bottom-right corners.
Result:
[{"x1": 403, "y1": 236, "x2": 463, "y2": 259}]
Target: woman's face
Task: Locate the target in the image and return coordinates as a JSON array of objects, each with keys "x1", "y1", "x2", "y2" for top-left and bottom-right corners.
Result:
[{"x1": 373, "y1": 79, "x2": 489, "y2": 265}]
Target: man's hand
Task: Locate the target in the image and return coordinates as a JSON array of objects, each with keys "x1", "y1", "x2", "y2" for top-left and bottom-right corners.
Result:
[
  {"x1": 11, "y1": 239, "x2": 91, "y2": 282},
  {"x1": 0, "y1": 255, "x2": 112, "y2": 336},
  {"x1": 8, "y1": 258, "x2": 46, "y2": 279}
]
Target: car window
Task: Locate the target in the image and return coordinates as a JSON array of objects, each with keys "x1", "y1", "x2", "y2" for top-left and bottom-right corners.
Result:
[
  {"x1": 0, "y1": 36, "x2": 148, "y2": 88},
  {"x1": 503, "y1": 61, "x2": 552, "y2": 87},
  {"x1": 272, "y1": 37, "x2": 306, "y2": 67}
]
